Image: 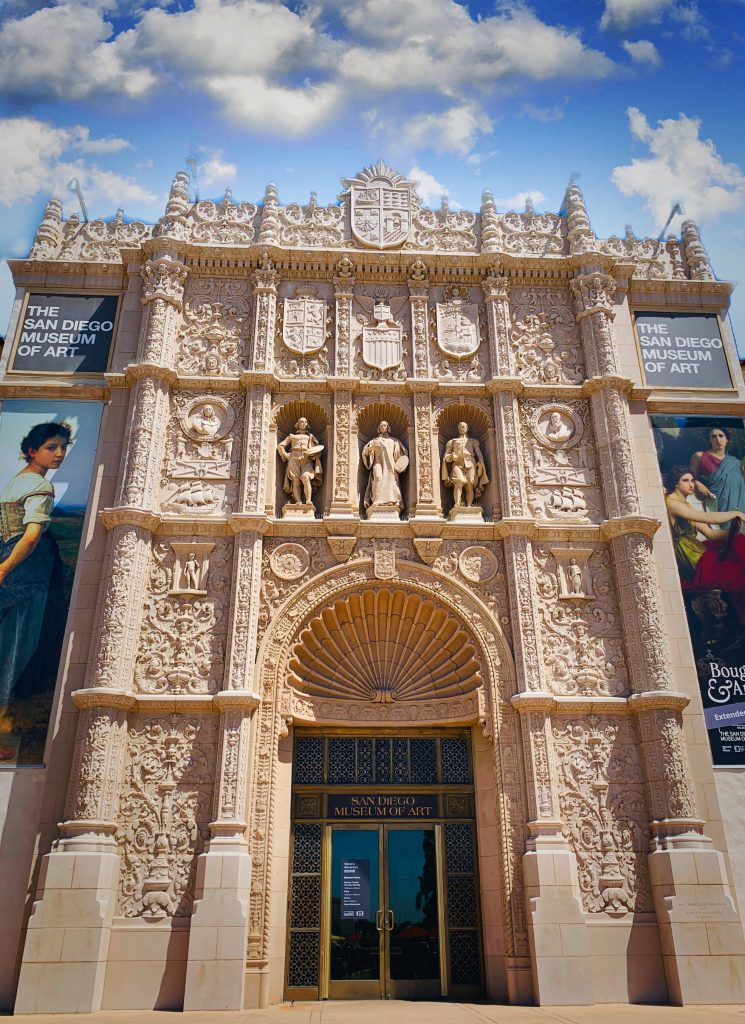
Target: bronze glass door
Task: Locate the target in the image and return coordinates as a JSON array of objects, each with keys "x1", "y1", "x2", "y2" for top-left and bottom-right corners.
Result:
[
  {"x1": 384, "y1": 826, "x2": 442, "y2": 999},
  {"x1": 327, "y1": 824, "x2": 443, "y2": 999}
]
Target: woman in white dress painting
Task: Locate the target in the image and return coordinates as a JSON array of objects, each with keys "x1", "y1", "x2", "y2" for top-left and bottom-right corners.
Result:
[{"x1": 0, "y1": 422, "x2": 71, "y2": 761}]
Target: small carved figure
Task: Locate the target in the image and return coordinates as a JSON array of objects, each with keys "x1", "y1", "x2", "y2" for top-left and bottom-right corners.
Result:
[
  {"x1": 183, "y1": 552, "x2": 200, "y2": 591},
  {"x1": 276, "y1": 417, "x2": 324, "y2": 505},
  {"x1": 441, "y1": 421, "x2": 489, "y2": 507},
  {"x1": 362, "y1": 420, "x2": 409, "y2": 512},
  {"x1": 568, "y1": 558, "x2": 584, "y2": 595}
]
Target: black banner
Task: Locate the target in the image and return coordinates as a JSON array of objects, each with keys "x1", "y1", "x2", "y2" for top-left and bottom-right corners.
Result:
[
  {"x1": 635, "y1": 311, "x2": 732, "y2": 389},
  {"x1": 328, "y1": 794, "x2": 438, "y2": 819},
  {"x1": 341, "y1": 858, "x2": 371, "y2": 919},
  {"x1": 11, "y1": 293, "x2": 119, "y2": 374}
]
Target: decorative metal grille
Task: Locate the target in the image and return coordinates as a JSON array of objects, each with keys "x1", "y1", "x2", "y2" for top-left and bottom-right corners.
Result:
[
  {"x1": 294, "y1": 737, "x2": 324, "y2": 784},
  {"x1": 444, "y1": 822, "x2": 482, "y2": 989},
  {"x1": 441, "y1": 737, "x2": 471, "y2": 784},
  {"x1": 292, "y1": 735, "x2": 470, "y2": 786},
  {"x1": 287, "y1": 823, "x2": 322, "y2": 989}
]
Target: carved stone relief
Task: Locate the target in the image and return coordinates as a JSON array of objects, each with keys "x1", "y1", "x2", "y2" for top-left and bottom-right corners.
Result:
[
  {"x1": 277, "y1": 192, "x2": 344, "y2": 247},
  {"x1": 553, "y1": 716, "x2": 651, "y2": 914},
  {"x1": 275, "y1": 285, "x2": 332, "y2": 378},
  {"x1": 353, "y1": 290, "x2": 409, "y2": 380},
  {"x1": 429, "y1": 286, "x2": 488, "y2": 380},
  {"x1": 257, "y1": 539, "x2": 335, "y2": 648},
  {"x1": 134, "y1": 539, "x2": 232, "y2": 694},
  {"x1": 117, "y1": 714, "x2": 217, "y2": 919},
  {"x1": 161, "y1": 393, "x2": 243, "y2": 515},
  {"x1": 433, "y1": 540, "x2": 512, "y2": 645},
  {"x1": 509, "y1": 286, "x2": 584, "y2": 382},
  {"x1": 522, "y1": 400, "x2": 603, "y2": 522},
  {"x1": 412, "y1": 198, "x2": 478, "y2": 251},
  {"x1": 533, "y1": 544, "x2": 628, "y2": 697},
  {"x1": 177, "y1": 277, "x2": 250, "y2": 375}
]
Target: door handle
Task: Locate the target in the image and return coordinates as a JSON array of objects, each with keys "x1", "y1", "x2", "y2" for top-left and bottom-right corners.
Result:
[
  {"x1": 385, "y1": 909, "x2": 394, "y2": 932},
  {"x1": 375, "y1": 909, "x2": 384, "y2": 931}
]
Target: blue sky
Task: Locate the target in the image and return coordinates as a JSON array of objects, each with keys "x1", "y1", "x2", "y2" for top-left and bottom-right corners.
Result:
[{"x1": 1, "y1": 0, "x2": 744, "y2": 349}]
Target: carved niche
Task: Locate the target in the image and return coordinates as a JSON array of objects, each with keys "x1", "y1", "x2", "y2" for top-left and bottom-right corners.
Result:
[
  {"x1": 134, "y1": 538, "x2": 232, "y2": 694},
  {"x1": 160, "y1": 393, "x2": 243, "y2": 515},
  {"x1": 177, "y1": 277, "x2": 251, "y2": 375},
  {"x1": 552, "y1": 716, "x2": 652, "y2": 915},
  {"x1": 533, "y1": 544, "x2": 628, "y2": 697},
  {"x1": 509, "y1": 286, "x2": 584, "y2": 383},
  {"x1": 117, "y1": 714, "x2": 217, "y2": 919},
  {"x1": 522, "y1": 400, "x2": 603, "y2": 522}
]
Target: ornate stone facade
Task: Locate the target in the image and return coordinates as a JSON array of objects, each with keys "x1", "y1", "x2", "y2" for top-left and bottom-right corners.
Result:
[{"x1": 5, "y1": 162, "x2": 745, "y2": 1014}]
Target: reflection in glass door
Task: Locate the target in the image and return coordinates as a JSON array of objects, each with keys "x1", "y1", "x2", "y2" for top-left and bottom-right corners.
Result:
[{"x1": 327, "y1": 825, "x2": 443, "y2": 999}]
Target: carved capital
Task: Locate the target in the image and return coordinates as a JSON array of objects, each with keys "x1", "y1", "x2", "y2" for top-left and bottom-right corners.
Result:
[
  {"x1": 571, "y1": 272, "x2": 616, "y2": 318},
  {"x1": 141, "y1": 255, "x2": 187, "y2": 308}
]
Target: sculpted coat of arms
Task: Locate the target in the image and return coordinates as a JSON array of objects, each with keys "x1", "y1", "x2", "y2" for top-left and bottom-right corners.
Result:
[
  {"x1": 342, "y1": 162, "x2": 416, "y2": 249},
  {"x1": 362, "y1": 300, "x2": 404, "y2": 371},
  {"x1": 282, "y1": 290, "x2": 326, "y2": 356},
  {"x1": 435, "y1": 285, "x2": 479, "y2": 358}
]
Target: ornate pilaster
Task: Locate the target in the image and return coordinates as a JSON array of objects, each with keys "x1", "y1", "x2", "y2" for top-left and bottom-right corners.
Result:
[
  {"x1": 117, "y1": 372, "x2": 172, "y2": 509},
  {"x1": 492, "y1": 392, "x2": 529, "y2": 518},
  {"x1": 481, "y1": 273, "x2": 512, "y2": 376},
  {"x1": 250, "y1": 254, "x2": 279, "y2": 372},
  {"x1": 503, "y1": 534, "x2": 545, "y2": 692},
  {"x1": 224, "y1": 531, "x2": 264, "y2": 692},
  {"x1": 333, "y1": 267, "x2": 355, "y2": 376},
  {"x1": 411, "y1": 389, "x2": 440, "y2": 518},
  {"x1": 329, "y1": 388, "x2": 356, "y2": 518},
  {"x1": 510, "y1": 694, "x2": 561, "y2": 831},
  {"x1": 408, "y1": 261, "x2": 430, "y2": 378},
  {"x1": 139, "y1": 254, "x2": 187, "y2": 365},
  {"x1": 571, "y1": 271, "x2": 618, "y2": 378},
  {"x1": 240, "y1": 384, "x2": 272, "y2": 514}
]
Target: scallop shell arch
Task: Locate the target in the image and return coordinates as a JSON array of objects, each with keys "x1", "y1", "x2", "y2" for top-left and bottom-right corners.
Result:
[
  {"x1": 288, "y1": 588, "x2": 481, "y2": 705},
  {"x1": 256, "y1": 557, "x2": 516, "y2": 727}
]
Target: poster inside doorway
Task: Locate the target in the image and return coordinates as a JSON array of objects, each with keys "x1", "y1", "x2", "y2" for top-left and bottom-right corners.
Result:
[{"x1": 651, "y1": 414, "x2": 745, "y2": 766}]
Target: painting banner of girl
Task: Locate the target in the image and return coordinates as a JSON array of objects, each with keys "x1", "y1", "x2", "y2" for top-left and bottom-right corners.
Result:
[
  {"x1": 652, "y1": 414, "x2": 745, "y2": 767},
  {"x1": 0, "y1": 399, "x2": 103, "y2": 766}
]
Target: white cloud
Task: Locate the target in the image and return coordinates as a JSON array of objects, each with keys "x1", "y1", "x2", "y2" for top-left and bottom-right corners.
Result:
[
  {"x1": 0, "y1": 116, "x2": 156, "y2": 209},
  {"x1": 402, "y1": 103, "x2": 493, "y2": 158},
  {"x1": 198, "y1": 152, "x2": 238, "y2": 188},
  {"x1": 408, "y1": 166, "x2": 449, "y2": 208},
  {"x1": 521, "y1": 101, "x2": 566, "y2": 123},
  {"x1": 71, "y1": 129, "x2": 133, "y2": 154},
  {"x1": 203, "y1": 75, "x2": 342, "y2": 135},
  {"x1": 0, "y1": 4, "x2": 154, "y2": 99},
  {"x1": 612, "y1": 107, "x2": 745, "y2": 224},
  {"x1": 622, "y1": 39, "x2": 662, "y2": 66},
  {"x1": 495, "y1": 190, "x2": 547, "y2": 211},
  {"x1": 600, "y1": 0, "x2": 676, "y2": 31}
]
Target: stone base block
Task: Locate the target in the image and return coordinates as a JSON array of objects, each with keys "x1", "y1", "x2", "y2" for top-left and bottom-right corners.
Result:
[
  {"x1": 649, "y1": 847, "x2": 745, "y2": 1004},
  {"x1": 523, "y1": 844, "x2": 592, "y2": 1005},
  {"x1": 15, "y1": 848, "x2": 120, "y2": 1014},
  {"x1": 448, "y1": 505, "x2": 484, "y2": 523},
  {"x1": 183, "y1": 843, "x2": 252, "y2": 1010},
  {"x1": 365, "y1": 504, "x2": 401, "y2": 522},
  {"x1": 281, "y1": 502, "x2": 316, "y2": 520}
]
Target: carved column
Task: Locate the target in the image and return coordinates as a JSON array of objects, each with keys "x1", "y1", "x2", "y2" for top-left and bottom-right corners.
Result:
[
  {"x1": 185, "y1": 531, "x2": 263, "y2": 1010},
  {"x1": 329, "y1": 387, "x2": 356, "y2": 518},
  {"x1": 412, "y1": 388, "x2": 440, "y2": 519},
  {"x1": 240, "y1": 382, "x2": 272, "y2": 516},
  {"x1": 333, "y1": 272, "x2": 354, "y2": 376},
  {"x1": 250, "y1": 255, "x2": 279, "y2": 372},
  {"x1": 481, "y1": 273, "x2": 512, "y2": 377},
  {"x1": 138, "y1": 254, "x2": 187, "y2": 365},
  {"x1": 408, "y1": 270, "x2": 430, "y2": 379},
  {"x1": 491, "y1": 391, "x2": 529, "y2": 519},
  {"x1": 682, "y1": 219, "x2": 714, "y2": 281}
]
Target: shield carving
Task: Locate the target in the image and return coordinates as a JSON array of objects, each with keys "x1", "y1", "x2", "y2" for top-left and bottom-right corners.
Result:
[
  {"x1": 342, "y1": 162, "x2": 416, "y2": 250},
  {"x1": 436, "y1": 299, "x2": 480, "y2": 359},
  {"x1": 282, "y1": 295, "x2": 326, "y2": 356},
  {"x1": 362, "y1": 301, "x2": 403, "y2": 371}
]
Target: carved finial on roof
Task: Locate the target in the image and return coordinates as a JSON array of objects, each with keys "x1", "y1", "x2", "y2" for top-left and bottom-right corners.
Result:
[
  {"x1": 624, "y1": 224, "x2": 634, "y2": 240},
  {"x1": 263, "y1": 181, "x2": 278, "y2": 204},
  {"x1": 682, "y1": 220, "x2": 714, "y2": 280},
  {"x1": 29, "y1": 197, "x2": 64, "y2": 259},
  {"x1": 223, "y1": 187, "x2": 233, "y2": 204},
  {"x1": 440, "y1": 195, "x2": 450, "y2": 214},
  {"x1": 564, "y1": 179, "x2": 596, "y2": 255},
  {"x1": 309, "y1": 191, "x2": 318, "y2": 208},
  {"x1": 115, "y1": 208, "x2": 124, "y2": 223},
  {"x1": 524, "y1": 196, "x2": 534, "y2": 215},
  {"x1": 259, "y1": 182, "x2": 280, "y2": 245},
  {"x1": 480, "y1": 189, "x2": 499, "y2": 253},
  {"x1": 166, "y1": 170, "x2": 190, "y2": 216}
]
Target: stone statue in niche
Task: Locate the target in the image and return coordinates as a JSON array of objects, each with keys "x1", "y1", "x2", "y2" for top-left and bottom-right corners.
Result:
[
  {"x1": 441, "y1": 421, "x2": 489, "y2": 520},
  {"x1": 168, "y1": 541, "x2": 214, "y2": 597},
  {"x1": 568, "y1": 558, "x2": 584, "y2": 595},
  {"x1": 362, "y1": 420, "x2": 408, "y2": 520},
  {"x1": 277, "y1": 417, "x2": 324, "y2": 518}
]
